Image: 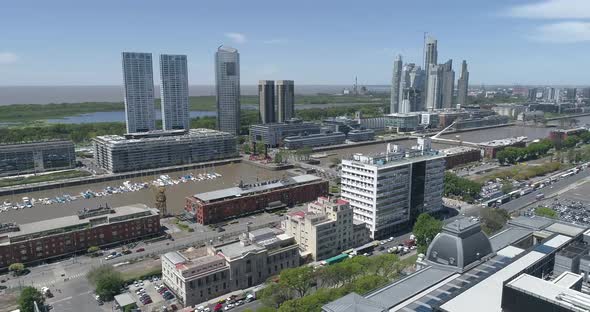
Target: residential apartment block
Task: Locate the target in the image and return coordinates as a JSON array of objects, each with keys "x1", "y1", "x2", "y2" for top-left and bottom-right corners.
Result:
[
  {"x1": 283, "y1": 197, "x2": 370, "y2": 261},
  {"x1": 93, "y1": 129, "x2": 238, "y2": 173}
]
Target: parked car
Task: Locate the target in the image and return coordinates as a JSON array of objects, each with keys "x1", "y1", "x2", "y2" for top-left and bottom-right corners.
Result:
[{"x1": 136, "y1": 248, "x2": 145, "y2": 253}]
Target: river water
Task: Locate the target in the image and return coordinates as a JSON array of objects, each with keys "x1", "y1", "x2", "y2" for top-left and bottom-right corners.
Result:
[{"x1": 2, "y1": 117, "x2": 588, "y2": 225}]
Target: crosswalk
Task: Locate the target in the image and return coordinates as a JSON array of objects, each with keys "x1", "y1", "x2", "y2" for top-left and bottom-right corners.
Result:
[{"x1": 25, "y1": 272, "x2": 86, "y2": 289}]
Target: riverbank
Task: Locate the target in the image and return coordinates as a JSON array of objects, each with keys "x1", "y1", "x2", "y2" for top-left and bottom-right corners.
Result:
[
  {"x1": 0, "y1": 157, "x2": 242, "y2": 196},
  {"x1": 0, "y1": 95, "x2": 385, "y2": 123}
]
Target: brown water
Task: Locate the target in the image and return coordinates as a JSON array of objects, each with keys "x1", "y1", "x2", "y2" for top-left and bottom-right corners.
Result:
[
  {"x1": 0, "y1": 123, "x2": 576, "y2": 224},
  {"x1": 0, "y1": 163, "x2": 284, "y2": 224}
]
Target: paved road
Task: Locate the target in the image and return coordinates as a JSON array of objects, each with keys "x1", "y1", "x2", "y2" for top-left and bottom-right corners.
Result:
[{"x1": 501, "y1": 169, "x2": 590, "y2": 212}]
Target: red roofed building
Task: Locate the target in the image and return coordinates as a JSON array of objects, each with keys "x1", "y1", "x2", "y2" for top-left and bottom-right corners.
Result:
[{"x1": 282, "y1": 196, "x2": 371, "y2": 261}]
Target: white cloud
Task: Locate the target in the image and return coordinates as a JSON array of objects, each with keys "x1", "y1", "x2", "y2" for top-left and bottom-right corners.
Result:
[
  {"x1": 262, "y1": 38, "x2": 289, "y2": 44},
  {"x1": 0, "y1": 52, "x2": 18, "y2": 64},
  {"x1": 224, "y1": 32, "x2": 247, "y2": 44},
  {"x1": 508, "y1": 0, "x2": 590, "y2": 19},
  {"x1": 530, "y1": 21, "x2": 590, "y2": 42}
]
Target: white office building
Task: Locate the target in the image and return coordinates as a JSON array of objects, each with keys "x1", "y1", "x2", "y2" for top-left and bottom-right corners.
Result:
[
  {"x1": 160, "y1": 54, "x2": 189, "y2": 130},
  {"x1": 215, "y1": 46, "x2": 240, "y2": 135},
  {"x1": 122, "y1": 52, "x2": 156, "y2": 133},
  {"x1": 340, "y1": 138, "x2": 445, "y2": 239}
]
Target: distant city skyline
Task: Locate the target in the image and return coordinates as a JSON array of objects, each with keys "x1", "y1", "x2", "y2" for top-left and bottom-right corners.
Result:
[{"x1": 2, "y1": 0, "x2": 590, "y2": 86}]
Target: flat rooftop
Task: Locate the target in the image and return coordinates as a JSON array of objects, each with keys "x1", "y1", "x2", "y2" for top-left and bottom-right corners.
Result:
[
  {"x1": 440, "y1": 234, "x2": 572, "y2": 312},
  {"x1": 506, "y1": 273, "x2": 590, "y2": 311},
  {"x1": 95, "y1": 128, "x2": 233, "y2": 145},
  {"x1": 489, "y1": 227, "x2": 533, "y2": 251},
  {"x1": 3, "y1": 204, "x2": 157, "y2": 239},
  {"x1": 440, "y1": 146, "x2": 480, "y2": 155},
  {"x1": 478, "y1": 136, "x2": 527, "y2": 147},
  {"x1": 193, "y1": 174, "x2": 322, "y2": 203}
]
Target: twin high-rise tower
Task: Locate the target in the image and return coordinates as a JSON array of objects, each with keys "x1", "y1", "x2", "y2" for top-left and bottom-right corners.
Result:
[
  {"x1": 122, "y1": 52, "x2": 189, "y2": 133},
  {"x1": 389, "y1": 35, "x2": 468, "y2": 113},
  {"x1": 258, "y1": 80, "x2": 295, "y2": 124}
]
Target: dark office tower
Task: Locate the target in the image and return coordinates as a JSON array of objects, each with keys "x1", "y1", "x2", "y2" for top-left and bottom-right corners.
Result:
[
  {"x1": 456, "y1": 60, "x2": 469, "y2": 105},
  {"x1": 122, "y1": 52, "x2": 156, "y2": 133},
  {"x1": 215, "y1": 46, "x2": 240, "y2": 135},
  {"x1": 390, "y1": 55, "x2": 403, "y2": 113},
  {"x1": 258, "y1": 80, "x2": 275, "y2": 124},
  {"x1": 441, "y1": 59, "x2": 455, "y2": 109},
  {"x1": 160, "y1": 54, "x2": 189, "y2": 130},
  {"x1": 277, "y1": 80, "x2": 295, "y2": 122}
]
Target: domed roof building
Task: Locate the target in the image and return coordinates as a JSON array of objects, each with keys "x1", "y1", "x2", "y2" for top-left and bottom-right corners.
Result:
[{"x1": 425, "y1": 217, "x2": 494, "y2": 273}]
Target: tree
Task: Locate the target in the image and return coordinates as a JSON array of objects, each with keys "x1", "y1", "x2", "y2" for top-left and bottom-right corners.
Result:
[
  {"x1": 412, "y1": 213, "x2": 443, "y2": 254},
  {"x1": 9, "y1": 263, "x2": 25, "y2": 276},
  {"x1": 18, "y1": 286, "x2": 45, "y2": 312},
  {"x1": 87, "y1": 246, "x2": 100, "y2": 254},
  {"x1": 278, "y1": 266, "x2": 316, "y2": 298},
  {"x1": 480, "y1": 208, "x2": 510, "y2": 235},
  {"x1": 274, "y1": 152, "x2": 283, "y2": 164},
  {"x1": 259, "y1": 283, "x2": 291, "y2": 309},
  {"x1": 87, "y1": 265, "x2": 124, "y2": 301},
  {"x1": 535, "y1": 206, "x2": 557, "y2": 219},
  {"x1": 255, "y1": 142, "x2": 266, "y2": 155},
  {"x1": 243, "y1": 143, "x2": 251, "y2": 154},
  {"x1": 443, "y1": 172, "x2": 482, "y2": 203}
]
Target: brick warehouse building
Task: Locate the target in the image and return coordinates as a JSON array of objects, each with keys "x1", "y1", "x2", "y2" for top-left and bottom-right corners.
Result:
[
  {"x1": 0, "y1": 204, "x2": 160, "y2": 269},
  {"x1": 185, "y1": 175, "x2": 328, "y2": 225}
]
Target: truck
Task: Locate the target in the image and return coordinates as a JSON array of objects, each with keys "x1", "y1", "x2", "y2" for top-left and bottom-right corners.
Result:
[{"x1": 403, "y1": 239, "x2": 416, "y2": 247}]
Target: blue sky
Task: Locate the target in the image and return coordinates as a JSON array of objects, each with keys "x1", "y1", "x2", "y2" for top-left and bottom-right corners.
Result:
[{"x1": 1, "y1": 0, "x2": 589, "y2": 86}]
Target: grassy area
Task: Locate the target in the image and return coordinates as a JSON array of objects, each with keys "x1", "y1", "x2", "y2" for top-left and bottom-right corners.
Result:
[
  {"x1": 171, "y1": 218, "x2": 193, "y2": 232},
  {"x1": 120, "y1": 267, "x2": 162, "y2": 283},
  {"x1": 0, "y1": 95, "x2": 386, "y2": 123},
  {"x1": 474, "y1": 162, "x2": 565, "y2": 183},
  {"x1": 0, "y1": 170, "x2": 91, "y2": 187}
]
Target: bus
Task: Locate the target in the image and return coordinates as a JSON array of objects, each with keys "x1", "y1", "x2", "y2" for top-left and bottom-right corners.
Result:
[{"x1": 325, "y1": 253, "x2": 349, "y2": 265}]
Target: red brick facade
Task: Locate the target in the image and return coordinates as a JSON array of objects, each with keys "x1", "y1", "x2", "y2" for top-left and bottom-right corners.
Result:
[
  {"x1": 185, "y1": 180, "x2": 329, "y2": 225},
  {"x1": 0, "y1": 214, "x2": 160, "y2": 269},
  {"x1": 444, "y1": 149, "x2": 482, "y2": 169}
]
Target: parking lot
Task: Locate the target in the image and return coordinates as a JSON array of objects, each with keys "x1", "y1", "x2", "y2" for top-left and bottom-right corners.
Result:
[
  {"x1": 525, "y1": 179, "x2": 590, "y2": 227},
  {"x1": 119, "y1": 277, "x2": 180, "y2": 312}
]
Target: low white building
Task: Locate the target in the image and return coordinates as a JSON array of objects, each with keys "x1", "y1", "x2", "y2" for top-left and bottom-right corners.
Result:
[{"x1": 162, "y1": 228, "x2": 299, "y2": 307}]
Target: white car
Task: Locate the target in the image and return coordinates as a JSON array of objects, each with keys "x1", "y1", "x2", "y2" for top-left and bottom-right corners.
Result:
[{"x1": 195, "y1": 306, "x2": 204, "y2": 311}]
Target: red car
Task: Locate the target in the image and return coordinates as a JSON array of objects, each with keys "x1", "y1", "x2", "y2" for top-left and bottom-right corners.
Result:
[{"x1": 136, "y1": 248, "x2": 145, "y2": 253}]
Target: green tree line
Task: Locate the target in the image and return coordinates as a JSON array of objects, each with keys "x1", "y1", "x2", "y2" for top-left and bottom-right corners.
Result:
[
  {"x1": 496, "y1": 139, "x2": 553, "y2": 165},
  {"x1": 260, "y1": 253, "x2": 415, "y2": 312},
  {"x1": 443, "y1": 172, "x2": 483, "y2": 203},
  {"x1": 0, "y1": 103, "x2": 383, "y2": 144}
]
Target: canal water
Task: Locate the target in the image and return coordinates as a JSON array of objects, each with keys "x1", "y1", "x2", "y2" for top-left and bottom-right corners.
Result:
[
  {"x1": 0, "y1": 163, "x2": 284, "y2": 224},
  {"x1": 1, "y1": 120, "x2": 586, "y2": 225}
]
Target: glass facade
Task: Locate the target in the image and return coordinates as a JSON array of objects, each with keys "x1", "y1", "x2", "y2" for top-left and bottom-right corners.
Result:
[{"x1": 0, "y1": 140, "x2": 75, "y2": 177}]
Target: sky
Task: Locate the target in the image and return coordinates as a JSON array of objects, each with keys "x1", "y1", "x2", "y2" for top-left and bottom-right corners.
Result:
[{"x1": 1, "y1": 0, "x2": 590, "y2": 86}]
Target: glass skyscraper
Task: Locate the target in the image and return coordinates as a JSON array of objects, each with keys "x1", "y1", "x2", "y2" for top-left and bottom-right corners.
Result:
[
  {"x1": 215, "y1": 46, "x2": 240, "y2": 135},
  {"x1": 160, "y1": 54, "x2": 189, "y2": 131},
  {"x1": 122, "y1": 52, "x2": 156, "y2": 133}
]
